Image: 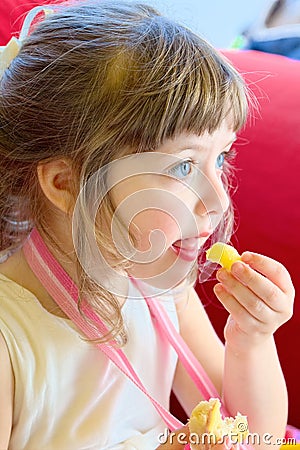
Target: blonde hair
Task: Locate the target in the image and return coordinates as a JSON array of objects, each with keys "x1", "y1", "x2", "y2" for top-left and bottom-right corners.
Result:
[{"x1": 0, "y1": 1, "x2": 248, "y2": 344}]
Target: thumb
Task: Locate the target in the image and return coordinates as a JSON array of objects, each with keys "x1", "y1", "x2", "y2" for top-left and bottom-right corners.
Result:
[{"x1": 156, "y1": 425, "x2": 190, "y2": 449}]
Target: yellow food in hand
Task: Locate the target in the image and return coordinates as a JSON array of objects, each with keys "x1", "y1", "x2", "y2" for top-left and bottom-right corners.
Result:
[
  {"x1": 206, "y1": 242, "x2": 241, "y2": 271},
  {"x1": 188, "y1": 398, "x2": 248, "y2": 448}
]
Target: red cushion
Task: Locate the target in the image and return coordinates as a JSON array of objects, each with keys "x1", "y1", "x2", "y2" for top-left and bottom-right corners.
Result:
[
  {"x1": 0, "y1": 0, "x2": 52, "y2": 45},
  {"x1": 196, "y1": 50, "x2": 300, "y2": 427}
]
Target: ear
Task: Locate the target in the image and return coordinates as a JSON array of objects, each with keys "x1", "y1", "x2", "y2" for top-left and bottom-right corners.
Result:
[{"x1": 37, "y1": 158, "x2": 75, "y2": 214}]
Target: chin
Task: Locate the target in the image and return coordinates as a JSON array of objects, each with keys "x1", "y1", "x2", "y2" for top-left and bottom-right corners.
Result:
[{"x1": 130, "y1": 249, "x2": 197, "y2": 292}]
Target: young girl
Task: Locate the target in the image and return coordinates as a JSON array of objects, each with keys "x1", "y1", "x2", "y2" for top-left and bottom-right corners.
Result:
[{"x1": 0, "y1": 2, "x2": 294, "y2": 449}]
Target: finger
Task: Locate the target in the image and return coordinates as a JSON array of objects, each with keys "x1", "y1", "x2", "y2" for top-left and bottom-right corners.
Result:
[
  {"x1": 216, "y1": 269, "x2": 273, "y2": 321},
  {"x1": 214, "y1": 283, "x2": 260, "y2": 325},
  {"x1": 241, "y1": 251, "x2": 294, "y2": 296},
  {"x1": 213, "y1": 284, "x2": 272, "y2": 339},
  {"x1": 229, "y1": 261, "x2": 286, "y2": 313}
]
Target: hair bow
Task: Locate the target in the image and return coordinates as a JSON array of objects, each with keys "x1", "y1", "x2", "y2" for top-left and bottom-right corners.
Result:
[{"x1": 0, "y1": 6, "x2": 53, "y2": 78}]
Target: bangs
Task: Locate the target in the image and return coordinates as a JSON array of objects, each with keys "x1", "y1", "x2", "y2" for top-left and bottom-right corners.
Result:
[{"x1": 101, "y1": 16, "x2": 249, "y2": 151}]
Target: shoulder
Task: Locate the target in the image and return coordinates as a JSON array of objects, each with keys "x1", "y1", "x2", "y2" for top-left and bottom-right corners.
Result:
[
  {"x1": 175, "y1": 285, "x2": 224, "y2": 372},
  {"x1": 0, "y1": 331, "x2": 14, "y2": 449},
  {"x1": 175, "y1": 285, "x2": 215, "y2": 331},
  {"x1": 172, "y1": 285, "x2": 225, "y2": 412},
  {"x1": 0, "y1": 250, "x2": 25, "y2": 299}
]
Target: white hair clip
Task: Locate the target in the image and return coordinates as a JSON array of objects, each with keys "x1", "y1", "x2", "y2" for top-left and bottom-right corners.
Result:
[{"x1": 0, "y1": 6, "x2": 53, "y2": 78}]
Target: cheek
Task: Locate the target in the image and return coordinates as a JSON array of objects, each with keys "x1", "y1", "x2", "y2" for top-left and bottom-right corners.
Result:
[{"x1": 130, "y1": 209, "x2": 180, "y2": 251}]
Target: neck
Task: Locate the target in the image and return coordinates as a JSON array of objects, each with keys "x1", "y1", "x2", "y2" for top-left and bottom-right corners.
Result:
[{"x1": 35, "y1": 227, "x2": 130, "y2": 303}]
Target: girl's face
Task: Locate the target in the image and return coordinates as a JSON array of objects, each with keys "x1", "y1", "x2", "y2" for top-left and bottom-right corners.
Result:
[{"x1": 107, "y1": 120, "x2": 236, "y2": 290}]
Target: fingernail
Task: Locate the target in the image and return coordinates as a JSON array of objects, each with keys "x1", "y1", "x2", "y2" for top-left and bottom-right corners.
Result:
[
  {"x1": 231, "y1": 261, "x2": 245, "y2": 275},
  {"x1": 241, "y1": 251, "x2": 252, "y2": 262},
  {"x1": 214, "y1": 284, "x2": 223, "y2": 295},
  {"x1": 217, "y1": 269, "x2": 227, "y2": 281}
]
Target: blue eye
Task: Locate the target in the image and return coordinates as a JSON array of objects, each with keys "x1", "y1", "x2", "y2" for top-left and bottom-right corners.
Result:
[
  {"x1": 168, "y1": 160, "x2": 192, "y2": 179},
  {"x1": 216, "y1": 152, "x2": 225, "y2": 169}
]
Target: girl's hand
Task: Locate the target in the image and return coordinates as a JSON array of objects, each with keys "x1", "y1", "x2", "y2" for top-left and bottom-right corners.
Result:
[{"x1": 213, "y1": 251, "x2": 294, "y2": 351}]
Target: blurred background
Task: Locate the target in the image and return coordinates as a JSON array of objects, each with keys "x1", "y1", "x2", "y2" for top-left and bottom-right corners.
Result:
[
  {"x1": 1, "y1": 0, "x2": 271, "y2": 48},
  {"x1": 128, "y1": 0, "x2": 271, "y2": 48}
]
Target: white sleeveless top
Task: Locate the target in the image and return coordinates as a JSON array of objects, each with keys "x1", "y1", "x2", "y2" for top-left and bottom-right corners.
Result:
[{"x1": 0, "y1": 273, "x2": 179, "y2": 450}]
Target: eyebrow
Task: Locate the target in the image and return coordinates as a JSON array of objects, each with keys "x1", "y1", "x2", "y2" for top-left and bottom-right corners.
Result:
[{"x1": 173, "y1": 135, "x2": 237, "y2": 154}]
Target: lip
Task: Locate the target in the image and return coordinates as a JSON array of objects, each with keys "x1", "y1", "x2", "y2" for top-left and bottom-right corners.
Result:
[
  {"x1": 198, "y1": 231, "x2": 212, "y2": 238},
  {"x1": 171, "y1": 237, "x2": 199, "y2": 262},
  {"x1": 171, "y1": 231, "x2": 212, "y2": 262},
  {"x1": 171, "y1": 244, "x2": 199, "y2": 262}
]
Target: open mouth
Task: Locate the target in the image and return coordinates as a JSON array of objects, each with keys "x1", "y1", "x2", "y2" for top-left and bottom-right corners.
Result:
[
  {"x1": 171, "y1": 231, "x2": 212, "y2": 262},
  {"x1": 171, "y1": 238, "x2": 200, "y2": 262}
]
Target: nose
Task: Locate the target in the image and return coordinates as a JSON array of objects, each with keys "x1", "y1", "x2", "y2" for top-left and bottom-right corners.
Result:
[{"x1": 192, "y1": 170, "x2": 230, "y2": 224}]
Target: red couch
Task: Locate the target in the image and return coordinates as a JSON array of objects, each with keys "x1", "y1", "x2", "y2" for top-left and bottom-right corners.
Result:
[
  {"x1": 196, "y1": 50, "x2": 300, "y2": 428},
  {"x1": 0, "y1": 0, "x2": 53, "y2": 45}
]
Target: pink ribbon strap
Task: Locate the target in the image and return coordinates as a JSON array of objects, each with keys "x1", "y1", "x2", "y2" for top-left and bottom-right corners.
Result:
[
  {"x1": 131, "y1": 278, "x2": 229, "y2": 418},
  {"x1": 23, "y1": 228, "x2": 182, "y2": 431},
  {"x1": 22, "y1": 228, "x2": 252, "y2": 450}
]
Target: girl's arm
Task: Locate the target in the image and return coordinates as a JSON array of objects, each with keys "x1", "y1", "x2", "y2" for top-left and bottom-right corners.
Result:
[
  {"x1": 0, "y1": 331, "x2": 14, "y2": 450},
  {"x1": 173, "y1": 252, "x2": 294, "y2": 450},
  {"x1": 215, "y1": 251, "x2": 293, "y2": 448},
  {"x1": 223, "y1": 336, "x2": 288, "y2": 446}
]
